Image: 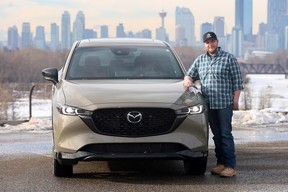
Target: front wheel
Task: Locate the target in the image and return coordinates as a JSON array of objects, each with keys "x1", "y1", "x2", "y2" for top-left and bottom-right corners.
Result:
[
  {"x1": 184, "y1": 157, "x2": 207, "y2": 175},
  {"x1": 53, "y1": 159, "x2": 73, "y2": 177}
]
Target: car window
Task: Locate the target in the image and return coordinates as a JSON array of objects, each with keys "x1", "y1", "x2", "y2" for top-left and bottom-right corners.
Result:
[{"x1": 66, "y1": 46, "x2": 184, "y2": 80}]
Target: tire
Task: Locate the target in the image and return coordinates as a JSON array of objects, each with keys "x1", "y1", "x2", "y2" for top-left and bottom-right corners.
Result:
[
  {"x1": 184, "y1": 157, "x2": 207, "y2": 175},
  {"x1": 53, "y1": 159, "x2": 73, "y2": 177}
]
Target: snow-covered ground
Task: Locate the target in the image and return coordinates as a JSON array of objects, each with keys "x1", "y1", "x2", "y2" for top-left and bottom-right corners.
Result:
[{"x1": 1, "y1": 74, "x2": 288, "y2": 144}]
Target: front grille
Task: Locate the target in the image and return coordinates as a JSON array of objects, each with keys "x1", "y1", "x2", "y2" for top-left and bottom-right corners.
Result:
[{"x1": 91, "y1": 108, "x2": 177, "y2": 137}]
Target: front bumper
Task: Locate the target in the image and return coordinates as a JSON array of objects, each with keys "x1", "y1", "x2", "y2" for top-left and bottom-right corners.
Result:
[{"x1": 56, "y1": 143, "x2": 208, "y2": 165}]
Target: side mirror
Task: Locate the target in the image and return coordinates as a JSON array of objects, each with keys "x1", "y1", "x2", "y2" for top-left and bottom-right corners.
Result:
[{"x1": 42, "y1": 68, "x2": 59, "y2": 85}]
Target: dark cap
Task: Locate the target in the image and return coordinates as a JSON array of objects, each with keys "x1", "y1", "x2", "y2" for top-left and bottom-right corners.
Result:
[{"x1": 203, "y1": 32, "x2": 218, "y2": 42}]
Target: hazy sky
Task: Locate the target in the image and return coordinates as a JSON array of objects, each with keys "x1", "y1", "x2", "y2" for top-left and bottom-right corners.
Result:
[{"x1": 0, "y1": 0, "x2": 267, "y2": 41}]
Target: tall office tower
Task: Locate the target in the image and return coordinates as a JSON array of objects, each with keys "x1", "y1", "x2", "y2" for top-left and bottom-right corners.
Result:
[
  {"x1": 21, "y1": 22, "x2": 32, "y2": 49},
  {"x1": 232, "y1": 26, "x2": 243, "y2": 57},
  {"x1": 256, "y1": 22, "x2": 268, "y2": 49},
  {"x1": 7, "y1": 26, "x2": 19, "y2": 50},
  {"x1": 34, "y1": 26, "x2": 46, "y2": 50},
  {"x1": 213, "y1": 17, "x2": 226, "y2": 50},
  {"x1": 100, "y1": 25, "x2": 109, "y2": 38},
  {"x1": 267, "y1": 0, "x2": 288, "y2": 50},
  {"x1": 175, "y1": 6, "x2": 195, "y2": 46},
  {"x1": 116, "y1": 23, "x2": 126, "y2": 38},
  {"x1": 61, "y1": 11, "x2": 71, "y2": 49},
  {"x1": 213, "y1": 17, "x2": 225, "y2": 37},
  {"x1": 50, "y1": 23, "x2": 59, "y2": 51},
  {"x1": 73, "y1": 11, "x2": 85, "y2": 42},
  {"x1": 235, "y1": 0, "x2": 253, "y2": 40},
  {"x1": 200, "y1": 22, "x2": 213, "y2": 40}
]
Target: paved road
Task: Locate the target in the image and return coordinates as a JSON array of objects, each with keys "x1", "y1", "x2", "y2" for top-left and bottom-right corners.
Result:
[{"x1": 1, "y1": 133, "x2": 288, "y2": 192}]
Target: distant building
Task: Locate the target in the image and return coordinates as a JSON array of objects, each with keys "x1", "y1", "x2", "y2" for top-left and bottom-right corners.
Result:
[
  {"x1": 73, "y1": 11, "x2": 85, "y2": 42},
  {"x1": 116, "y1": 23, "x2": 126, "y2": 38},
  {"x1": 200, "y1": 22, "x2": 213, "y2": 40},
  {"x1": 34, "y1": 26, "x2": 46, "y2": 50},
  {"x1": 7, "y1": 25, "x2": 19, "y2": 50},
  {"x1": 21, "y1": 22, "x2": 32, "y2": 49},
  {"x1": 100, "y1": 25, "x2": 109, "y2": 38},
  {"x1": 213, "y1": 17, "x2": 225, "y2": 38},
  {"x1": 232, "y1": 26, "x2": 243, "y2": 57},
  {"x1": 235, "y1": 0, "x2": 253, "y2": 40},
  {"x1": 84, "y1": 29, "x2": 97, "y2": 39},
  {"x1": 267, "y1": 0, "x2": 288, "y2": 50},
  {"x1": 156, "y1": 27, "x2": 168, "y2": 42},
  {"x1": 142, "y1": 29, "x2": 152, "y2": 39},
  {"x1": 175, "y1": 7, "x2": 195, "y2": 46},
  {"x1": 50, "y1": 23, "x2": 60, "y2": 51},
  {"x1": 61, "y1": 11, "x2": 71, "y2": 49}
]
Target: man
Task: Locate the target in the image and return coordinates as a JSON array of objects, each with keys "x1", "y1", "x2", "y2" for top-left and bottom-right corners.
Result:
[{"x1": 183, "y1": 32, "x2": 243, "y2": 177}]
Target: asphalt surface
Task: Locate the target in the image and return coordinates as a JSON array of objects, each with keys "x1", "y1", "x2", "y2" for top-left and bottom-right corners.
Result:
[{"x1": 1, "y1": 132, "x2": 288, "y2": 192}]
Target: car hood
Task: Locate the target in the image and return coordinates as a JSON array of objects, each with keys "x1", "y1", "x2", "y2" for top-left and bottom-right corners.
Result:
[{"x1": 61, "y1": 79, "x2": 200, "y2": 110}]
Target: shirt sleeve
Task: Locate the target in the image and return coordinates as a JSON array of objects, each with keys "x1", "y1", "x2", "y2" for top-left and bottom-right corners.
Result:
[
  {"x1": 187, "y1": 57, "x2": 200, "y2": 81},
  {"x1": 229, "y1": 54, "x2": 244, "y2": 91}
]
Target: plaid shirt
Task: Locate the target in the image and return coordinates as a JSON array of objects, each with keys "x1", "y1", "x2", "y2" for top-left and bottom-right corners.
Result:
[{"x1": 187, "y1": 47, "x2": 243, "y2": 109}]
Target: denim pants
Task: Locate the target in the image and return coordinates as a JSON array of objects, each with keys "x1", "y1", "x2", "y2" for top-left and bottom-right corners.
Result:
[{"x1": 208, "y1": 104, "x2": 236, "y2": 168}]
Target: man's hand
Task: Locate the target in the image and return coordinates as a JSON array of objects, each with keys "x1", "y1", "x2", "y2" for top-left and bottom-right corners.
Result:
[
  {"x1": 183, "y1": 76, "x2": 193, "y2": 90},
  {"x1": 233, "y1": 102, "x2": 239, "y2": 110}
]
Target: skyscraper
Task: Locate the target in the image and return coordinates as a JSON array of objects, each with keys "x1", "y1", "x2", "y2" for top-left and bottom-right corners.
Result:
[
  {"x1": 61, "y1": 11, "x2": 71, "y2": 49},
  {"x1": 116, "y1": 23, "x2": 126, "y2": 38},
  {"x1": 21, "y1": 22, "x2": 31, "y2": 49},
  {"x1": 175, "y1": 6, "x2": 195, "y2": 46},
  {"x1": 7, "y1": 26, "x2": 19, "y2": 50},
  {"x1": 213, "y1": 17, "x2": 225, "y2": 38},
  {"x1": 73, "y1": 11, "x2": 85, "y2": 42},
  {"x1": 232, "y1": 26, "x2": 243, "y2": 57},
  {"x1": 50, "y1": 23, "x2": 59, "y2": 51},
  {"x1": 235, "y1": 0, "x2": 253, "y2": 40},
  {"x1": 267, "y1": 0, "x2": 288, "y2": 50},
  {"x1": 34, "y1": 26, "x2": 46, "y2": 50},
  {"x1": 200, "y1": 22, "x2": 213, "y2": 39},
  {"x1": 100, "y1": 25, "x2": 109, "y2": 38},
  {"x1": 213, "y1": 17, "x2": 226, "y2": 50}
]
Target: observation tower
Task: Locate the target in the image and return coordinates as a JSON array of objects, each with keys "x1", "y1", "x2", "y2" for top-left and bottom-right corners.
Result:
[{"x1": 159, "y1": 10, "x2": 167, "y2": 28}]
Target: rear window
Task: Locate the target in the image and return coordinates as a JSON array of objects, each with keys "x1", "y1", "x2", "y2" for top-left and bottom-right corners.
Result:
[{"x1": 66, "y1": 46, "x2": 184, "y2": 79}]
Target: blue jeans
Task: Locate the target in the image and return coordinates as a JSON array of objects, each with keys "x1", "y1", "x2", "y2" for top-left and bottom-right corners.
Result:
[{"x1": 208, "y1": 104, "x2": 236, "y2": 168}]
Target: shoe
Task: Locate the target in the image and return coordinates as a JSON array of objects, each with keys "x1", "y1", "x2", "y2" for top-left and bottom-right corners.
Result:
[
  {"x1": 211, "y1": 164, "x2": 225, "y2": 175},
  {"x1": 219, "y1": 167, "x2": 236, "y2": 177}
]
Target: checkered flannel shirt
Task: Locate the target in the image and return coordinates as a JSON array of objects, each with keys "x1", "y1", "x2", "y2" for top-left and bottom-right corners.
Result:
[{"x1": 187, "y1": 47, "x2": 244, "y2": 109}]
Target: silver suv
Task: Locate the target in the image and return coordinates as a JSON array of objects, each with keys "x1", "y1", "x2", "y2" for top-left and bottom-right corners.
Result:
[{"x1": 42, "y1": 38, "x2": 209, "y2": 177}]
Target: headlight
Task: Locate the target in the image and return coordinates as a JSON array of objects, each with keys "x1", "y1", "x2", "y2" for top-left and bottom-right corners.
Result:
[
  {"x1": 187, "y1": 105, "x2": 203, "y2": 114},
  {"x1": 56, "y1": 104, "x2": 93, "y2": 116},
  {"x1": 176, "y1": 104, "x2": 204, "y2": 115}
]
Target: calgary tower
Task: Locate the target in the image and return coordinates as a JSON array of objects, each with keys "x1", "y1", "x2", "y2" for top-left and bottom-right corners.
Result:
[{"x1": 159, "y1": 9, "x2": 167, "y2": 28}]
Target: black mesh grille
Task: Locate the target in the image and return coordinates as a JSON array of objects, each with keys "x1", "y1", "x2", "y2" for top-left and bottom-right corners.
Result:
[{"x1": 92, "y1": 108, "x2": 177, "y2": 137}]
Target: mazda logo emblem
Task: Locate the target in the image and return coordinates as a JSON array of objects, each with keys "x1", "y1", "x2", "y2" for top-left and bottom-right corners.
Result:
[{"x1": 127, "y1": 111, "x2": 142, "y2": 123}]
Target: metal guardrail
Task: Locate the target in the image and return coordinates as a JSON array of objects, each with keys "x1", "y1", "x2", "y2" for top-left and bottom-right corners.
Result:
[{"x1": 0, "y1": 83, "x2": 51, "y2": 126}]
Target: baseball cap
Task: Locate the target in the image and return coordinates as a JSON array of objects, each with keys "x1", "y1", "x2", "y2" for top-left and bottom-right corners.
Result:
[{"x1": 203, "y1": 32, "x2": 218, "y2": 42}]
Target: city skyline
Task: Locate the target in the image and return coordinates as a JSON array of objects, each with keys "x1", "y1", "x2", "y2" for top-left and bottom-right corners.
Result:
[{"x1": 0, "y1": 0, "x2": 267, "y2": 42}]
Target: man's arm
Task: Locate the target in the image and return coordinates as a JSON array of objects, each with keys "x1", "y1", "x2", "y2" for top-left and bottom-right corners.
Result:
[{"x1": 233, "y1": 90, "x2": 241, "y2": 110}]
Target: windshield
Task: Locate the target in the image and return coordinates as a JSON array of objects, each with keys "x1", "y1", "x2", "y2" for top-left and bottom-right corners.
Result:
[{"x1": 66, "y1": 46, "x2": 184, "y2": 80}]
